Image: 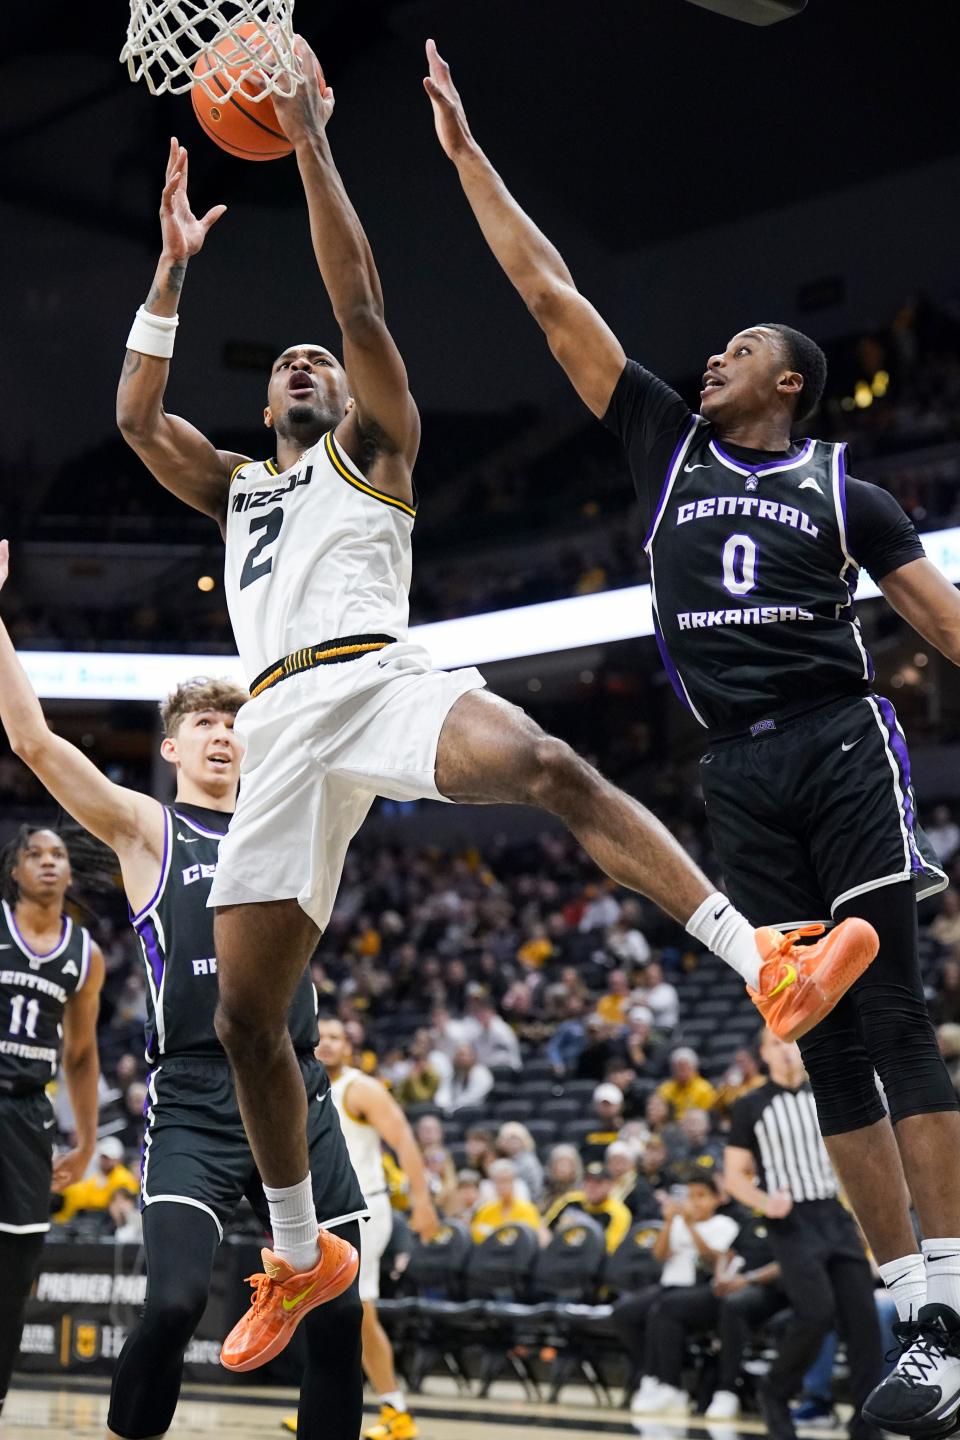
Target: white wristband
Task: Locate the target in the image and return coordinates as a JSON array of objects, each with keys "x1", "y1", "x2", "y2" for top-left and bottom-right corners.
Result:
[{"x1": 126, "y1": 305, "x2": 179, "y2": 360}]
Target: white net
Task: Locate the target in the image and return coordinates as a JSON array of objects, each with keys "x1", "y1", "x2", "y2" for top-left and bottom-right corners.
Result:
[{"x1": 120, "y1": 0, "x2": 303, "y2": 101}]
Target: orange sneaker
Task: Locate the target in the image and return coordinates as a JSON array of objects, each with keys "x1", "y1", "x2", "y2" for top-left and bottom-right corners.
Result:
[
  {"x1": 749, "y1": 917, "x2": 879, "y2": 1042},
  {"x1": 220, "y1": 1228, "x2": 359, "y2": 1372}
]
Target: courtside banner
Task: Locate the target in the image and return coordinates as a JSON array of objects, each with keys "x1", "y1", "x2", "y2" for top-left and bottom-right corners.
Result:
[{"x1": 19, "y1": 525, "x2": 960, "y2": 701}]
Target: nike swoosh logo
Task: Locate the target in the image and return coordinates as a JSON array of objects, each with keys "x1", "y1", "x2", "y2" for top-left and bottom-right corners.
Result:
[
  {"x1": 281, "y1": 1280, "x2": 319, "y2": 1311},
  {"x1": 684, "y1": 462, "x2": 710, "y2": 472},
  {"x1": 713, "y1": 905, "x2": 730, "y2": 922},
  {"x1": 177, "y1": 834, "x2": 200, "y2": 843},
  {"x1": 769, "y1": 964, "x2": 798, "y2": 998},
  {"x1": 43, "y1": 1118, "x2": 56, "y2": 1129},
  {"x1": 316, "y1": 1091, "x2": 328, "y2": 1104},
  {"x1": 926, "y1": 1253, "x2": 960, "y2": 1263},
  {"x1": 841, "y1": 737, "x2": 865, "y2": 752}
]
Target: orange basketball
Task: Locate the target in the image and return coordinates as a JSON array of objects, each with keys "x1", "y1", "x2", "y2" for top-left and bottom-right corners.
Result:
[{"x1": 191, "y1": 24, "x2": 293, "y2": 162}]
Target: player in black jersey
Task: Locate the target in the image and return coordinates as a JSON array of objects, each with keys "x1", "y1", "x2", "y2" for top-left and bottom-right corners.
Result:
[
  {"x1": 0, "y1": 545, "x2": 365, "y2": 1440},
  {"x1": 426, "y1": 42, "x2": 960, "y2": 1438},
  {"x1": 0, "y1": 825, "x2": 105, "y2": 1417}
]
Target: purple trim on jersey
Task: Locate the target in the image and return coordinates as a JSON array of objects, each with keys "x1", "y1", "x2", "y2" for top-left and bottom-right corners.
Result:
[
  {"x1": 173, "y1": 811, "x2": 229, "y2": 840},
  {"x1": 876, "y1": 695, "x2": 922, "y2": 871},
  {"x1": 835, "y1": 443, "x2": 875, "y2": 685},
  {"x1": 129, "y1": 809, "x2": 171, "y2": 925},
  {"x1": 837, "y1": 442, "x2": 850, "y2": 538},
  {"x1": 652, "y1": 614, "x2": 692, "y2": 713},
  {"x1": 6, "y1": 903, "x2": 67, "y2": 960},
  {"x1": 710, "y1": 436, "x2": 815, "y2": 476},
  {"x1": 643, "y1": 415, "x2": 700, "y2": 549},
  {"x1": 138, "y1": 916, "x2": 165, "y2": 991}
]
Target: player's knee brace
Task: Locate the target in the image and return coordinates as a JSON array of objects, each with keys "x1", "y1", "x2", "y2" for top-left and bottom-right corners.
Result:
[{"x1": 857, "y1": 985, "x2": 958, "y2": 1126}]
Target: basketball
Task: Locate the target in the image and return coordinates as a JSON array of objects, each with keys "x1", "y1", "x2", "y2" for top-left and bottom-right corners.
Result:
[{"x1": 191, "y1": 24, "x2": 293, "y2": 161}]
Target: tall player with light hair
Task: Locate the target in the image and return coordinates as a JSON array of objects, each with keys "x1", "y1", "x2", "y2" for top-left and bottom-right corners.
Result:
[{"x1": 116, "y1": 34, "x2": 876, "y2": 1373}]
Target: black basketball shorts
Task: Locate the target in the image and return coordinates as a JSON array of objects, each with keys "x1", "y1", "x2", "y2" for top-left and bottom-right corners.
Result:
[
  {"x1": 0, "y1": 1090, "x2": 55, "y2": 1234},
  {"x1": 139, "y1": 1054, "x2": 367, "y2": 1239},
  {"x1": 699, "y1": 693, "x2": 946, "y2": 926}
]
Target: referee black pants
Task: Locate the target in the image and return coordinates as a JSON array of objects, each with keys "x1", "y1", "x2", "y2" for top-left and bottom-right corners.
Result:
[{"x1": 766, "y1": 1200, "x2": 882, "y2": 1428}]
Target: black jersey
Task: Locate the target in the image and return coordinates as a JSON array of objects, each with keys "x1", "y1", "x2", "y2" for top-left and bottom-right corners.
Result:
[
  {"x1": 603, "y1": 362, "x2": 925, "y2": 736},
  {"x1": 133, "y1": 804, "x2": 318, "y2": 1063},
  {"x1": 0, "y1": 899, "x2": 92, "y2": 1092}
]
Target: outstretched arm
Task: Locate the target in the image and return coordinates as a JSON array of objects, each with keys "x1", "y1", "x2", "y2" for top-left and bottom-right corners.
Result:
[
  {"x1": 116, "y1": 138, "x2": 246, "y2": 525},
  {"x1": 53, "y1": 944, "x2": 105, "y2": 1191},
  {"x1": 272, "y1": 39, "x2": 419, "y2": 493},
  {"x1": 423, "y1": 40, "x2": 626, "y2": 419},
  {"x1": 879, "y1": 558, "x2": 960, "y2": 664},
  {"x1": 0, "y1": 542, "x2": 164, "y2": 898}
]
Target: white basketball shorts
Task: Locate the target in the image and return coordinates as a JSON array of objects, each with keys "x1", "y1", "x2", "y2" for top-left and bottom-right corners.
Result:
[
  {"x1": 208, "y1": 641, "x2": 485, "y2": 929},
  {"x1": 359, "y1": 1190, "x2": 394, "y2": 1303}
]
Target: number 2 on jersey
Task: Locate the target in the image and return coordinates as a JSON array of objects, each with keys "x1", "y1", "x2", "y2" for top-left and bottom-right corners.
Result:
[
  {"x1": 722, "y1": 533, "x2": 758, "y2": 597},
  {"x1": 239, "y1": 508, "x2": 284, "y2": 590}
]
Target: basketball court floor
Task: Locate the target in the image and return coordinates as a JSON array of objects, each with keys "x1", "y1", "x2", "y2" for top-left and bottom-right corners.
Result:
[{"x1": 3, "y1": 1377, "x2": 851, "y2": 1439}]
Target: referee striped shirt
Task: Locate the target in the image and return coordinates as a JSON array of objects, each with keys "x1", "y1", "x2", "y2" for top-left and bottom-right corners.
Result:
[{"x1": 726, "y1": 1080, "x2": 836, "y2": 1202}]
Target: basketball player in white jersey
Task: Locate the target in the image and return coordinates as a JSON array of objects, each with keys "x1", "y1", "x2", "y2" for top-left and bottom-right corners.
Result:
[
  {"x1": 282, "y1": 1016, "x2": 437, "y2": 1440},
  {"x1": 115, "y1": 34, "x2": 876, "y2": 1369}
]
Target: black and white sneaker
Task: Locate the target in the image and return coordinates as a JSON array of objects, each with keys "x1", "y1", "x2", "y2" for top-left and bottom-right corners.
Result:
[{"x1": 862, "y1": 1303, "x2": 960, "y2": 1436}]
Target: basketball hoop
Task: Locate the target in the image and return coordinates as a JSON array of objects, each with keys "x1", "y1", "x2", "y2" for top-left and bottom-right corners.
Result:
[{"x1": 120, "y1": 0, "x2": 304, "y2": 101}]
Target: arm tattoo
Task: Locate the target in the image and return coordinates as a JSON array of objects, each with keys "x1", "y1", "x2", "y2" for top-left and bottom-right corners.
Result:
[
  {"x1": 146, "y1": 283, "x2": 161, "y2": 307},
  {"x1": 120, "y1": 350, "x2": 142, "y2": 385},
  {"x1": 166, "y1": 262, "x2": 186, "y2": 295}
]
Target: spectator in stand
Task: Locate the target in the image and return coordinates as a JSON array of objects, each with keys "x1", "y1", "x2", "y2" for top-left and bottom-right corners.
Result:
[
  {"x1": 927, "y1": 805, "x2": 960, "y2": 864},
  {"x1": 395, "y1": 1030, "x2": 442, "y2": 1108},
  {"x1": 613, "y1": 1006, "x2": 667, "y2": 1081},
  {"x1": 54, "y1": 1137, "x2": 139, "y2": 1225},
  {"x1": 423, "y1": 1147, "x2": 458, "y2": 1213},
  {"x1": 414, "y1": 1113, "x2": 445, "y2": 1153},
  {"x1": 464, "y1": 993, "x2": 522, "y2": 1071},
  {"x1": 575, "y1": 1015, "x2": 623, "y2": 1081},
  {"x1": 631, "y1": 961, "x2": 680, "y2": 1032},
  {"x1": 613, "y1": 1175, "x2": 739, "y2": 1414},
  {"x1": 933, "y1": 955, "x2": 960, "y2": 1026},
  {"x1": 517, "y1": 921, "x2": 554, "y2": 972},
  {"x1": 929, "y1": 889, "x2": 960, "y2": 947},
  {"x1": 644, "y1": 1214, "x2": 786, "y2": 1421},
  {"x1": 714, "y1": 1047, "x2": 766, "y2": 1118},
  {"x1": 579, "y1": 1083, "x2": 626, "y2": 1163},
  {"x1": 606, "y1": 900, "x2": 652, "y2": 969},
  {"x1": 434, "y1": 1043, "x2": 494, "y2": 1114},
  {"x1": 471, "y1": 1159, "x2": 542, "y2": 1242},
  {"x1": 595, "y1": 968, "x2": 632, "y2": 1026},
  {"x1": 428, "y1": 1005, "x2": 471, "y2": 1059},
  {"x1": 501, "y1": 981, "x2": 552, "y2": 1048},
  {"x1": 497, "y1": 1122, "x2": 544, "y2": 1202},
  {"x1": 109, "y1": 1187, "x2": 144, "y2": 1245},
  {"x1": 558, "y1": 966, "x2": 591, "y2": 1006},
  {"x1": 674, "y1": 1107, "x2": 724, "y2": 1173},
  {"x1": 120, "y1": 1081, "x2": 148, "y2": 1152},
  {"x1": 545, "y1": 994, "x2": 589, "y2": 1076},
  {"x1": 604, "y1": 1061, "x2": 652, "y2": 1120},
  {"x1": 542, "y1": 1145, "x2": 584, "y2": 1210},
  {"x1": 445, "y1": 1169, "x2": 482, "y2": 1223},
  {"x1": 543, "y1": 1161, "x2": 632, "y2": 1252},
  {"x1": 658, "y1": 1048, "x2": 718, "y2": 1119},
  {"x1": 578, "y1": 882, "x2": 621, "y2": 933},
  {"x1": 606, "y1": 1139, "x2": 658, "y2": 1221},
  {"x1": 937, "y1": 1024, "x2": 960, "y2": 1097}
]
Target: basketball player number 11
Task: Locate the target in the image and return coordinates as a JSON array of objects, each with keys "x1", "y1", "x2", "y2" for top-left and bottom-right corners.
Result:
[{"x1": 722, "y1": 533, "x2": 758, "y2": 597}]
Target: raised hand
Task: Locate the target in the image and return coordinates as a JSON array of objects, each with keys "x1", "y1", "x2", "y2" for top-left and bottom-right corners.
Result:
[
  {"x1": 272, "y1": 36, "x2": 334, "y2": 146},
  {"x1": 423, "y1": 39, "x2": 474, "y2": 162},
  {"x1": 0, "y1": 539, "x2": 9, "y2": 592},
  {"x1": 160, "y1": 137, "x2": 227, "y2": 262}
]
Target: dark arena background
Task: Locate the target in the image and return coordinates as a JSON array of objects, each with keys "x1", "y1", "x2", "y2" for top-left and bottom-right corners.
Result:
[{"x1": 3, "y1": 2, "x2": 960, "y2": 1437}]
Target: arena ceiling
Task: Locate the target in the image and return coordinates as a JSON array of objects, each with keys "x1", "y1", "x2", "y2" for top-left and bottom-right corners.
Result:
[{"x1": 8, "y1": 0, "x2": 959, "y2": 254}]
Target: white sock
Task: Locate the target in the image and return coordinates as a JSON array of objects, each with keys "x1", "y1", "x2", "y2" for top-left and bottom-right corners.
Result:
[
  {"x1": 878, "y1": 1252, "x2": 927, "y2": 1323},
  {"x1": 686, "y1": 892, "x2": 761, "y2": 989},
  {"x1": 380, "y1": 1391, "x2": 407, "y2": 1413},
  {"x1": 922, "y1": 1239, "x2": 960, "y2": 1317},
  {"x1": 263, "y1": 1176, "x2": 320, "y2": 1272}
]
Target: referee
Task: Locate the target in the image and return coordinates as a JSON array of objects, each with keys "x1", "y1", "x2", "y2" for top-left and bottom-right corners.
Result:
[{"x1": 724, "y1": 1028, "x2": 882, "y2": 1440}]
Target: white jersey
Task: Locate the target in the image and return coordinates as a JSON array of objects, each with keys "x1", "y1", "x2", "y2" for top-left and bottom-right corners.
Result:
[
  {"x1": 330, "y1": 1066, "x2": 388, "y2": 1201},
  {"x1": 224, "y1": 429, "x2": 416, "y2": 683}
]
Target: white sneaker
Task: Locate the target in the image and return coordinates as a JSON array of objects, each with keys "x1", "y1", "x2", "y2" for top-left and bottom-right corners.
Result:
[
  {"x1": 630, "y1": 1378, "x2": 668, "y2": 1413},
  {"x1": 641, "y1": 1384, "x2": 691, "y2": 1415},
  {"x1": 705, "y1": 1390, "x2": 740, "y2": 1420},
  {"x1": 863, "y1": 1303, "x2": 960, "y2": 1434}
]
